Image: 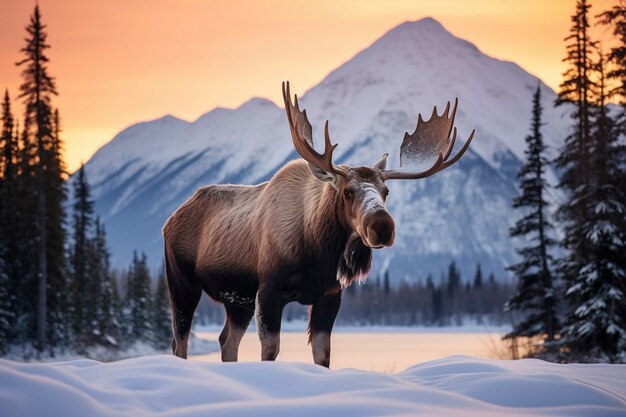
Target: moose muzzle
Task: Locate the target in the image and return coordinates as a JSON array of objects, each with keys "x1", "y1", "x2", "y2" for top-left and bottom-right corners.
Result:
[{"x1": 361, "y1": 210, "x2": 395, "y2": 248}]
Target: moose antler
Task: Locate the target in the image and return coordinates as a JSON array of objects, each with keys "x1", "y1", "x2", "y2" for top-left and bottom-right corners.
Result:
[
  {"x1": 282, "y1": 81, "x2": 347, "y2": 178},
  {"x1": 382, "y1": 98, "x2": 475, "y2": 180}
]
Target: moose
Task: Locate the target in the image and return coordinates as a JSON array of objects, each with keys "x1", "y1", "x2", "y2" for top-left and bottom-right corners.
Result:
[{"x1": 162, "y1": 82, "x2": 475, "y2": 367}]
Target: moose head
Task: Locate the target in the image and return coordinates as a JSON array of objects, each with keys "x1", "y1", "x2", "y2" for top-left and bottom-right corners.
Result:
[{"x1": 282, "y1": 81, "x2": 475, "y2": 250}]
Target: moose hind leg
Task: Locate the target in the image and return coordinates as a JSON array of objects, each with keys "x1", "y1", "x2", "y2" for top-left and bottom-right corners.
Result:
[
  {"x1": 221, "y1": 304, "x2": 254, "y2": 362},
  {"x1": 309, "y1": 291, "x2": 341, "y2": 368}
]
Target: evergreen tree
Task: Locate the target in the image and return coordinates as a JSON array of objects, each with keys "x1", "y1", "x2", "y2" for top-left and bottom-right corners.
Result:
[
  {"x1": 598, "y1": 1, "x2": 626, "y2": 215},
  {"x1": 504, "y1": 86, "x2": 559, "y2": 349},
  {"x1": 152, "y1": 267, "x2": 172, "y2": 350},
  {"x1": 473, "y1": 264, "x2": 483, "y2": 289},
  {"x1": 89, "y1": 217, "x2": 121, "y2": 347},
  {"x1": 13, "y1": 123, "x2": 40, "y2": 343},
  {"x1": 554, "y1": 0, "x2": 600, "y2": 361},
  {"x1": 16, "y1": 4, "x2": 67, "y2": 351},
  {"x1": 556, "y1": 0, "x2": 596, "y2": 171},
  {"x1": 126, "y1": 252, "x2": 153, "y2": 342},
  {"x1": 383, "y1": 271, "x2": 391, "y2": 296},
  {"x1": 0, "y1": 90, "x2": 18, "y2": 349},
  {"x1": 70, "y1": 164, "x2": 93, "y2": 348},
  {"x1": 447, "y1": 261, "x2": 461, "y2": 296},
  {"x1": 1, "y1": 90, "x2": 16, "y2": 184},
  {"x1": 598, "y1": 1, "x2": 626, "y2": 134},
  {"x1": 0, "y1": 252, "x2": 11, "y2": 354},
  {"x1": 44, "y1": 109, "x2": 69, "y2": 350},
  {"x1": 558, "y1": 52, "x2": 626, "y2": 362}
]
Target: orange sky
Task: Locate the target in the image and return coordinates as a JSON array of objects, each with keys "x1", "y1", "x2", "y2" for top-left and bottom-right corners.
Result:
[{"x1": 0, "y1": 0, "x2": 618, "y2": 173}]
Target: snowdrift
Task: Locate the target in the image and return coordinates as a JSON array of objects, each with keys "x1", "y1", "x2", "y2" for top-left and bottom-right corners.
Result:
[{"x1": 1, "y1": 355, "x2": 625, "y2": 417}]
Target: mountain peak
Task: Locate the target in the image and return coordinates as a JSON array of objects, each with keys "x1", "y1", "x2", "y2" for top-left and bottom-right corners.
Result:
[
  {"x1": 397, "y1": 17, "x2": 447, "y2": 33},
  {"x1": 238, "y1": 97, "x2": 276, "y2": 110},
  {"x1": 383, "y1": 17, "x2": 452, "y2": 41}
]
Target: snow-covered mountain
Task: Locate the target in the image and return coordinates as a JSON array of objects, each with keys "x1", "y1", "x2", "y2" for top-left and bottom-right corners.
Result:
[{"x1": 82, "y1": 17, "x2": 570, "y2": 281}]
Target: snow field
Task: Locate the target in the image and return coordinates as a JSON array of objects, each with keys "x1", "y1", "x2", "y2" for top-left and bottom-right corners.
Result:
[{"x1": 1, "y1": 355, "x2": 625, "y2": 417}]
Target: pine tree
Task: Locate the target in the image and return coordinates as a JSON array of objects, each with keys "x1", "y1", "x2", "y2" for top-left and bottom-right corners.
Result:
[
  {"x1": 70, "y1": 164, "x2": 93, "y2": 348},
  {"x1": 0, "y1": 90, "x2": 18, "y2": 349},
  {"x1": 554, "y1": 0, "x2": 601, "y2": 361},
  {"x1": 152, "y1": 266, "x2": 172, "y2": 350},
  {"x1": 558, "y1": 52, "x2": 626, "y2": 362},
  {"x1": 0, "y1": 256, "x2": 10, "y2": 354},
  {"x1": 126, "y1": 252, "x2": 153, "y2": 343},
  {"x1": 473, "y1": 264, "x2": 483, "y2": 289},
  {"x1": 504, "y1": 86, "x2": 559, "y2": 350},
  {"x1": 447, "y1": 261, "x2": 461, "y2": 296},
  {"x1": 383, "y1": 271, "x2": 391, "y2": 296},
  {"x1": 1, "y1": 90, "x2": 16, "y2": 182},
  {"x1": 556, "y1": 0, "x2": 596, "y2": 172},
  {"x1": 89, "y1": 217, "x2": 121, "y2": 348},
  {"x1": 598, "y1": 1, "x2": 626, "y2": 134},
  {"x1": 44, "y1": 110, "x2": 68, "y2": 350},
  {"x1": 16, "y1": 4, "x2": 67, "y2": 352},
  {"x1": 13, "y1": 123, "x2": 39, "y2": 343}
]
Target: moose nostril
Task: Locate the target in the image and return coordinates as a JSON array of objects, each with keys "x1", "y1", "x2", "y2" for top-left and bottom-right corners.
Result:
[
  {"x1": 365, "y1": 210, "x2": 395, "y2": 246},
  {"x1": 378, "y1": 228, "x2": 391, "y2": 245}
]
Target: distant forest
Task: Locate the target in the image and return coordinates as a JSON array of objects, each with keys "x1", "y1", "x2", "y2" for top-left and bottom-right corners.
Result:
[
  {"x1": 1, "y1": 1, "x2": 626, "y2": 363},
  {"x1": 195, "y1": 263, "x2": 515, "y2": 328}
]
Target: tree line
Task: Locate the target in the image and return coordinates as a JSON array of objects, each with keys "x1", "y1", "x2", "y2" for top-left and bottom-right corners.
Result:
[
  {"x1": 337, "y1": 263, "x2": 513, "y2": 326},
  {"x1": 194, "y1": 262, "x2": 515, "y2": 327},
  {"x1": 504, "y1": 0, "x2": 626, "y2": 363},
  {"x1": 0, "y1": 6, "x2": 171, "y2": 357}
]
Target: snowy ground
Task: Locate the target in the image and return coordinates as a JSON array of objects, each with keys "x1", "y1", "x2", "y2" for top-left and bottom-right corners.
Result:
[
  {"x1": 4, "y1": 333, "x2": 218, "y2": 362},
  {"x1": 1, "y1": 355, "x2": 625, "y2": 417}
]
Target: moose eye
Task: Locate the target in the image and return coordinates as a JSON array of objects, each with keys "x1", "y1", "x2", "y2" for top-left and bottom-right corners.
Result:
[{"x1": 343, "y1": 189, "x2": 352, "y2": 197}]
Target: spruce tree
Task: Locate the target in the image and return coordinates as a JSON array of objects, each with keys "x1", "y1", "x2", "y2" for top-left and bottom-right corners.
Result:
[
  {"x1": 556, "y1": 0, "x2": 596, "y2": 169},
  {"x1": 126, "y1": 252, "x2": 153, "y2": 343},
  {"x1": 152, "y1": 267, "x2": 172, "y2": 350},
  {"x1": 504, "y1": 86, "x2": 559, "y2": 349},
  {"x1": 0, "y1": 90, "x2": 18, "y2": 348},
  {"x1": 1, "y1": 90, "x2": 16, "y2": 184},
  {"x1": 598, "y1": 1, "x2": 626, "y2": 213},
  {"x1": 14, "y1": 124, "x2": 39, "y2": 343},
  {"x1": 70, "y1": 164, "x2": 93, "y2": 348},
  {"x1": 558, "y1": 52, "x2": 626, "y2": 362},
  {"x1": 0, "y1": 257, "x2": 10, "y2": 353},
  {"x1": 447, "y1": 261, "x2": 461, "y2": 296},
  {"x1": 383, "y1": 271, "x2": 390, "y2": 296},
  {"x1": 554, "y1": 0, "x2": 600, "y2": 361},
  {"x1": 473, "y1": 264, "x2": 483, "y2": 289},
  {"x1": 89, "y1": 217, "x2": 121, "y2": 347},
  {"x1": 44, "y1": 108, "x2": 68, "y2": 350},
  {"x1": 598, "y1": 1, "x2": 626, "y2": 133},
  {"x1": 16, "y1": 4, "x2": 67, "y2": 351}
]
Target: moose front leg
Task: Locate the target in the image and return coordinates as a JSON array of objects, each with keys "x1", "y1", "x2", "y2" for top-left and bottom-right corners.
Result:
[
  {"x1": 308, "y1": 291, "x2": 342, "y2": 368},
  {"x1": 255, "y1": 283, "x2": 284, "y2": 361}
]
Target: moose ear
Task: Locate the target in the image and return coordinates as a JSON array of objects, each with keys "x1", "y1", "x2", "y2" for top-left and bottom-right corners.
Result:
[
  {"x1": 307, "y1": 162, "x2": 340, "y2": 186},
  {"x1": 373, "y1": 153, "x2": 388, "y2": 170}
]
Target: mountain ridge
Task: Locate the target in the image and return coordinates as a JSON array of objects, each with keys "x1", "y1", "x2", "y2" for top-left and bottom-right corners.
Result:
[{"x1": 79, "y1": 17, "x2": 570, "y2": 282}]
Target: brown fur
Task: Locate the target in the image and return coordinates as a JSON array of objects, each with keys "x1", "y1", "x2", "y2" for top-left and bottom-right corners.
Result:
[{"x1": 163, "y1": 159, "x2": 393, "y2": 365}]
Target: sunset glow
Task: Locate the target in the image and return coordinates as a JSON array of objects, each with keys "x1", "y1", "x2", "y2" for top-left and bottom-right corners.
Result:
[{"x1": 0, "y1": 0, "x2": 617, "y2": 172}]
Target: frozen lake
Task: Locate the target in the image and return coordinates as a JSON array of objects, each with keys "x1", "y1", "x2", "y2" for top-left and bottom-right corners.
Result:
[{"x1": 191, "y1": 328, "x2": 508, "y2": 372}]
